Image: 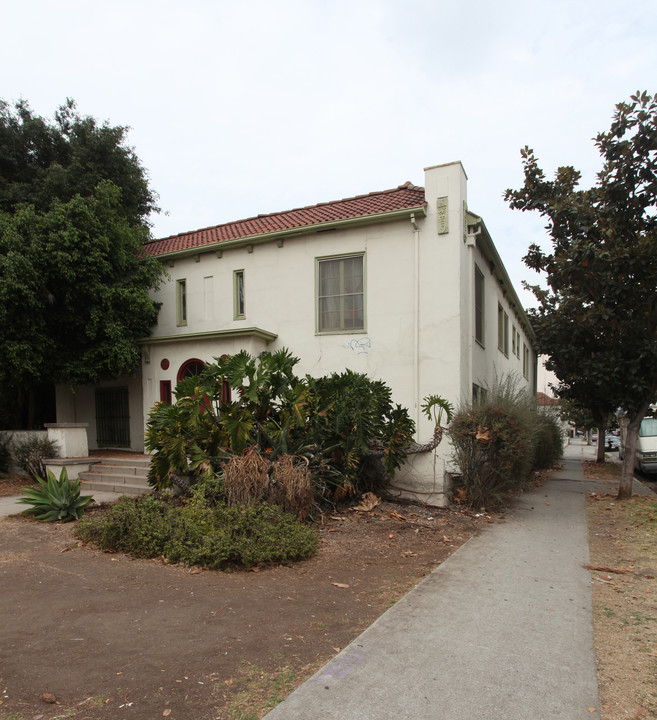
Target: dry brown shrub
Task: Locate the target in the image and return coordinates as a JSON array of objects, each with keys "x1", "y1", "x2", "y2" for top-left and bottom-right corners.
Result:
[
  {"x1": 222, "y1": 446, "x2": 269, "y2": 506},
  {"x1": 222, "y1": 448, "x2": 314, "y2": 518},
  {"x1": 269, "y1": 455, "x2": 314, "y2": 519}
]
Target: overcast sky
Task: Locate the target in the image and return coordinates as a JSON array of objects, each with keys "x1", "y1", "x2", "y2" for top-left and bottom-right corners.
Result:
[{"x1": 3, "y1": 0, "x2": 656, "y2": 309}]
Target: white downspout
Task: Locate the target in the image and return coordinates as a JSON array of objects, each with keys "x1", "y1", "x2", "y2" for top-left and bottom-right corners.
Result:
[
  {"x1": 466, "y1": 231, "x2": 476, "y2": 399},
  {"x1": 411, "y1": 213, "x2": 420, "y2": 431}
]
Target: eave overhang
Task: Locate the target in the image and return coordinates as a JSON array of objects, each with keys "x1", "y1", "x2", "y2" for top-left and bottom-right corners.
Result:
[
  {"x1": 467, "y1": 210, "x2": 536, "y2": 344},
  {"x1": 139, "y1": 327, "x2": 278, "y2": 346},
  {"x1": 147, "y1": 205, "x2": 428, "y2": 263}
]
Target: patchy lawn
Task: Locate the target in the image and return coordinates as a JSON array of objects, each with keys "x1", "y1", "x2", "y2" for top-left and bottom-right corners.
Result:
[
  {"x1": 0, "y1": 497, "x2": 489, "y2": 720},
  {"x1": 586, "y1": 462, "x2": 657, "y2": 720}
]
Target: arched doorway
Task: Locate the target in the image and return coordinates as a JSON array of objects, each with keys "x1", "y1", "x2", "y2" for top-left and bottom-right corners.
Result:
[
  {"x1": 176, "y1": 358, "x2": 231, "y2": 404},
  {"x1": 177, "y1": 358, "x2": 206, "y2": 382}
]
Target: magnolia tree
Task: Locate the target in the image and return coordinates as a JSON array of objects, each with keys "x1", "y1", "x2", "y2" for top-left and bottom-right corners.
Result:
[{"x1": 505, "y1": 91, "x2": 657, "y2": 498}]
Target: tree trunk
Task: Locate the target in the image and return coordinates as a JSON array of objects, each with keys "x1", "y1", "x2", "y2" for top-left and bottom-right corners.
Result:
[
  {"x1": 618, "y1": 421, "x2": 638, "y2": 498},
  {"x1": 618, "y1": 404, "x2": 651, "y2": 499},
  {"x1": 596, "y1": 424, "x2": 607, "y2": 463}
]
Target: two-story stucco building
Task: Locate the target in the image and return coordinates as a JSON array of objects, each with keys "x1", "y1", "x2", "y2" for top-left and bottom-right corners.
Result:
[{"x1": 56, "y1": 161, "x2": 536, "y2": 505}]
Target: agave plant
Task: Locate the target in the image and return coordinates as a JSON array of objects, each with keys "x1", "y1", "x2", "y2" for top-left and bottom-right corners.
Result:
[{"x1": 18, "y1": 467, "x2": 94, "y2": 522}]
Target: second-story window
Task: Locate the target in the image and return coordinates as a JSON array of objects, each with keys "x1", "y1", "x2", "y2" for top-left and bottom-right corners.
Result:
[
  {"x1": 176, "y1": 279, "x2": 187, "y2": 326},
  {"x1": 234, "y1": 270, "x2": 245, "y2": 319},
  {"x1": 317, "y1": 254, "x2": 365, "y2": 333}
]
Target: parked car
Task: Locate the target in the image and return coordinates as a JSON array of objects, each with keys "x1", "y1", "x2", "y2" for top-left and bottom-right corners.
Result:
[
  {"x1": 605, "y1": 434, "x2": 620, "y2": 451},
  {"x1": 619, "y1": 417, "x2": 657, "y2": 473}
]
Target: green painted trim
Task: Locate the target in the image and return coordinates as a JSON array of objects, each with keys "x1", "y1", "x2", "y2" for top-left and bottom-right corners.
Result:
[
  {"x1": 176, "y1": 279, "x2": 187, "y2": 326},
  {"x1": 233, "y1": 269, "x2": 245, "y2": 320},
  {"x1": 154, "y1": 206, "x2": 427, "y2": 263},
  {"x1": 140, "y1": 327, "x2": 278, "y2": 346}
]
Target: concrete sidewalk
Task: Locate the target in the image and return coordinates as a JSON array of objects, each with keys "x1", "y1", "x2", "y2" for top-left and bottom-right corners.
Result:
[{"x1": 265, "y1": 441, "x2": 633, "y2": 719}]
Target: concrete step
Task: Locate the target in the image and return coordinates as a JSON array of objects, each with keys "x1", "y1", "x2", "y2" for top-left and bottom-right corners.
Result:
[
  {"x1": 81, "y1": 479, "x2": 149, "y2": 496},
  {"x1": 79, "y1": 458, "x2": 152, "y2": 497},
  {"x1": 88, "y1": 464, "x2": 149, "y2": 478}
]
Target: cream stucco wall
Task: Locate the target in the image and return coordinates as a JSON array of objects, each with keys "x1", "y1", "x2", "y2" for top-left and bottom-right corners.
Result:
[
  {"x1": 54, "y1": 162, "x2": 536, "y2": 502},
  {"x1": 137, "y1": 162, "x2": 535, "y2": 503}
]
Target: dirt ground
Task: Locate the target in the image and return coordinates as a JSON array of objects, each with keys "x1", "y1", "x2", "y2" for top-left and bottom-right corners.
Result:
[
  {"x1": 584, "y1": 460, "x2": 657, "y2": 720},
  {"x1": 0, "y1": 474, "x2": 489, "y2": 720}
]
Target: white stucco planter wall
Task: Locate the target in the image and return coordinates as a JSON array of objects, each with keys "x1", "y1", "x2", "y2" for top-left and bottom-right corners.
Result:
[
  {"x1": 390, "y1": 451, "x2": 449, "y2": 507},
  {"x1": 44, "y1": 423, "x2": 89, "y2": 458}
]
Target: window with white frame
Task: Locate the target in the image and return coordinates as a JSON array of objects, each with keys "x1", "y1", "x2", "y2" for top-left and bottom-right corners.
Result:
[{"x1": 317, "y1": 254, "x2": 364, "y2": 333}]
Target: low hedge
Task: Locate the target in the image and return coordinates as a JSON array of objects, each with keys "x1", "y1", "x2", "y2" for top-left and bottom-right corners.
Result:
[{"x1": 75, "y1": 492, "x2": 318, "y2": 569}]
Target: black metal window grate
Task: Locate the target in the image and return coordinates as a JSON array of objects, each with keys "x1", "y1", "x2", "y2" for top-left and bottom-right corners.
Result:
[{"x1": 95, "y1": 387, "x2": 130, "y2": 447}]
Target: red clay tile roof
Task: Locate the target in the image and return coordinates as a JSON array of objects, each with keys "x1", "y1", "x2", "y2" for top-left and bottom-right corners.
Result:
[{"x1": 143, "y1": 182, "x2": 426, "y2": 257}]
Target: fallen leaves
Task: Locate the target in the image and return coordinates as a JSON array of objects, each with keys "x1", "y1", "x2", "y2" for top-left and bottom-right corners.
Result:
[
  {"x1": 584, "y1": 564, "x2": 634, "y2": 575},
  {"x1": 353, "y1": 492, "x2": 381, "y2": 512}
]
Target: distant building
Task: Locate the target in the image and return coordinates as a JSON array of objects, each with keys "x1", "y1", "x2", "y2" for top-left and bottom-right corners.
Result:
[{"x1": 537, "y1": 356, "x2": 559, "y2": 399}]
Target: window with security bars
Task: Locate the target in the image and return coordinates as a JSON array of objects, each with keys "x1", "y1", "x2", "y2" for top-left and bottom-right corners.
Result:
[
  {"x1": 317, "y1": 255, "x2": 364, "y2": 333},
  {"x1": 95, "y1": 387, "x2": 130, "y2": 447}
]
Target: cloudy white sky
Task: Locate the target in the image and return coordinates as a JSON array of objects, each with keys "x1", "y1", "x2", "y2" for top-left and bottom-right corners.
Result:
[{"x1": 3, "y1": 0, "x2": 656, "y2": 308}]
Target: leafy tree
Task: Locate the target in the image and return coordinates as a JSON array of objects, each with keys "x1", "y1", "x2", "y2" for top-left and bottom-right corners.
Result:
[
  {"x1": 505, "y1": 91, "x2": 657, "y2": 497},
  {"x1": 0, "y1": 99, "x2": 163, "y2": 426},
  {"x1": 0, "y1": 98, "x2": 157, "y2": 224},
  {"x1": 535, "y1": 317, "x2": 615, "y2": 463}
]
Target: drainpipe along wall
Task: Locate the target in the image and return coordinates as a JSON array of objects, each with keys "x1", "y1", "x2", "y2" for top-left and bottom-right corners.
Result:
[{"x1": 411, "y1": 212, "x2": 421, "y2": 431}]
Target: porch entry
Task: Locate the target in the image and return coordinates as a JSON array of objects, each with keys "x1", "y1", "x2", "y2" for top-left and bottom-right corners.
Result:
[{"x1": 95, "y1": 387, "x2": 130, "y2": 447}]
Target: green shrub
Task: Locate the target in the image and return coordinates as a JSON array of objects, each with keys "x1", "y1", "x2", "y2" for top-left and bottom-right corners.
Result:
[
  {"x1": 450, "y1": 375, "x2": 539, "y2": 509},
  {"x1": 145, "y1": 350, "x2": 417, "y2": 504},
  {"x1": 451, "y1": 405, "x2": 532, "y2": 509},
  {"x1": 166, "y1": 501, "x2": 318, "y2": 568},
  {"x1": 18, "y1": 467, "x2": 94, "y2": 522},
  {"x1": 532, "y1": 411, "x2": 564, "y2": 471},
  {"x1": 75, "y1": 493, "x2": 318, "y2": 569},
  {"x1": 0, "y1": 434, "x2": 11, "y2": 473},
  {"x1": 76, "y1": 494, "x2": 173, "y2": 557},
  {"x1": 305, "y1": 370, "x2": 415, "y2": 500},
  {"x1": 12, "y1": 435, "x2": 59, "y2": 480}
]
